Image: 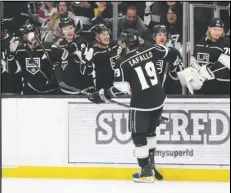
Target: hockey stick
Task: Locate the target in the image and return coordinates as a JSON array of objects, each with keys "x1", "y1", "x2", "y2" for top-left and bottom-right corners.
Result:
[
  {"x1": 162, "y1": 61, "x2": 169, "y2": 87},
  {"x1": 63, "y1": 85, "x2": 169, "y2": 121},
  {"x1": 32, "y1": 31, "x2": 58, "y2": 83},
  {"x1": 18, "y1": 39, "x2": 50, "y2": 81},
  {"x1": 34, "y1": 32, "x2": 53, "y2": 65},
  {"x1": 16, "y1": 30, "x2": 51, "y2": 81},
  {"x1": 155, "y1": 36, "x2": 178, "y2": 181},
  {"x1": 109, "y1": 100, "x2": 167, "y2": 121},
  {"x1": 153, "y1": 168, "x2": 163, "y2": 181},
  {"x1": 68, "y1": 86, "x2": 131, "y2": 107},
  {"x1": 161, "y1": 34, "x2": 176, "y2": 87}
]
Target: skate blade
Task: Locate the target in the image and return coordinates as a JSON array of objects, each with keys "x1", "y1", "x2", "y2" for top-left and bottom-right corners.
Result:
[{"x1": 133, "y1": 176, "x2": 154, "y2": 183}]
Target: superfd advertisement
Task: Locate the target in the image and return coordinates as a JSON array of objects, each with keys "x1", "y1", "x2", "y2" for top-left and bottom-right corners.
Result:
[{"x1": 68, "y1": 99, "x2": 230, "y2": 167}]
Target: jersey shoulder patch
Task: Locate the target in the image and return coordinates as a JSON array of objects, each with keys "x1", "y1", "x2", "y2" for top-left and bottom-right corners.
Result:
[{"x1": 114, "y1": 56, "x2": 124, "y2": 68}]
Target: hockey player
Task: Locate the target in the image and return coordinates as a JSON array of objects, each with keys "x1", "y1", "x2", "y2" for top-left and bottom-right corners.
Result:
[
  {"x1": 152, "y1": 24, "x2": 183, "y2": 94},
  {"x1": 88, "y1": 28, "x2": 180, "y2": 183},
  {"x1": 178, "y1": 18, "x2": 230, "y2": 95},
  {"x1": 7, "y1": 23, "x2": 58, "y2": 95},
  {"x1": 51, "y1": 16, "x2": 95, "y2": 94},
  {"x1": 1, "y1": 17, "x2": 22, "y2": 94},
  {"x1": 89, "y1": 24, "x2": 121, "y2": 90},
  {"x1": 140, "y1": 24, "x2": 183, "y2": 178}
]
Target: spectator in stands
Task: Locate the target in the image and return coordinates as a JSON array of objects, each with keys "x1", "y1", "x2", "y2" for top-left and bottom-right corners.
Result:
[
  {"x1": 93, "y1": 6, "x2": 152, "y2": 40},
  {"x1": 97, "y1": 2, "x2": 145, "y2": 20},
  {"x1": 71, "y1": 2, "x2": 97, "y2": 30},
  {"x1": 38, "y1": 2, "x2": 56, "y2": 23},
  {"x1": 161, "y1": 6, "x2": 183, "y2": 48},
  {"x1": 3, "y1": 2, "x2": 29, "y2": 36},
  {"x1": 146, "y1": 2, "x2": 182, "y2": 31},
  {"x1": 40, "y1": 1, "x2": 83, "y2": 43},
  {"x1": 145, "y1": 2, "x2": 164, "y2": 30},
  {"x1": 165, "y1": 2, "x2": 182, "y2": 17},
  {"x1": 29, "y1": 2, "x2": 56, "y2": 25},
  {"x1": 126, "y1": 2, "x2": 146, "y2": 20},
  {"x1": 166, "y1": 1, "x2": 176, "y2": 6},
  {"x1": 95, "y1": 2, "x2": 127, "y2": 19}
]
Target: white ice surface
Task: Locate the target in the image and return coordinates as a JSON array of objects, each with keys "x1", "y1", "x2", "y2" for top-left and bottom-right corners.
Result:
[{"x1": 2, "y1": 178, "x2": 230, "y2": 193}]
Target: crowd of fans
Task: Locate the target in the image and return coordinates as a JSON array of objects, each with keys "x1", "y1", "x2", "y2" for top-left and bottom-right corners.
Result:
[{"x1": 1, "y1": 1, "x2": 230, "y2": 96}]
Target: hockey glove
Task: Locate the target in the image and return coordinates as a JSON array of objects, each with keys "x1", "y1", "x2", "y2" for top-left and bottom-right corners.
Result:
[
  {"x1": 51, "y1": 47, "x2": 69, "y2": 62},
  {"x1": 88, "y1": 89, "x2": 110, "y2": 104},
  {"x1": 87, "y1": 87, "x2": 97, "y2": 103},
  {"x1": 167, "y1": 47, "x2": 182, "y2": 63},
  {"x1": 85, "y1": 87, "x2": 97, "y2": 94},
  {"x1": 9, "y1": 37, "x2": 21, "y2": 54},
  {"x1": 75, "y1": 47, "x2": 94, "y2": 66},
  {"x1": 66, "y1": 42, "x2": 78, "y2": 54},
  {"x1": 189, "y1": 56, "x2": 201, "y2": 70},
  {"x1": 198, "y1": 64, "x2": 215, "y2": 81},
  {"x1": 82, "y1": 47, "x2": 94, "y2": 63},
  {"x1": 117, "y1": 45, "x2": 123, "y2": 55},
  {"x1": 177, "y1": 67, "x2": 204, "y2": 94}
]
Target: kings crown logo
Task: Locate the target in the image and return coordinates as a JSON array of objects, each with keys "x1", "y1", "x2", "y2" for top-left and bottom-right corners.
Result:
[{"x1": 25, "y1": 58, "x2": 40, "y2": 75}]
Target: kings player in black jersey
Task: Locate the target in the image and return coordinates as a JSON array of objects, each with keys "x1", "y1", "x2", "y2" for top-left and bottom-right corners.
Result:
[
  {"x1": 7, "y1": 23, "x2": 58, "y2": 95},
  {"x1": 51, "y1": 17, "x2": 95, "y2": 95},
  {"x1": 89, "y1": 28, "x2": 179, "y2": 183},
  {"x1": 88, "y1": 24, "x2": 120, "y2": 90},
  {"x1": 1, "y1": 18, "x2": 22, "y2": 94},
  {"x1": 178, "y1": 18, "x2": 230, "y2": 95},
  {"x1": 152, "y1": 25, "x2": 183, "y2": 94}
]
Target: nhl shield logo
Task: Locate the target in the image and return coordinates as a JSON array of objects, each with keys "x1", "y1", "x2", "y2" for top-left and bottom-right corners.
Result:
[{"x1": 26, "y1": 58, "x2": 40, "y2": 75}]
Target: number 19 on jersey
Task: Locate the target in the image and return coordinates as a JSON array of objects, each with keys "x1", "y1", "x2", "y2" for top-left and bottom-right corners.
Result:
[{"x1": 134, "y1": 61, "x2": 158, "y2": 90}]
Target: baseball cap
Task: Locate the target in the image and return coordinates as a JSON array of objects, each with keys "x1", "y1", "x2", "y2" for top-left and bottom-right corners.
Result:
[{"x1": 209, "y1": 18, "x2": 224, "y2": 28}]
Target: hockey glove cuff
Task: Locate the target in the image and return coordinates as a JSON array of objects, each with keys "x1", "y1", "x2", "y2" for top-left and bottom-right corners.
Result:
[
  {"x1": 198, "y1": 64, "x2": 215, "y2": 80},
  {"x1": 83, "y1": 48, "x2": 94, "y2": 62},
  {"x1": 167, "y1": 47, "x2": 181, "y2": 63},
  {"x1": 66, "y1": 42, "x2": 78, "y2": 54},
  {"x1": 177, "y1": 67, "x2": 204, "y2": 94},
  {"x1": 88, "y1": 89, "x2": 111, "y2": 104},
  {"x1": 51, "y1": 47, "x2": 68, "y2": 62}
]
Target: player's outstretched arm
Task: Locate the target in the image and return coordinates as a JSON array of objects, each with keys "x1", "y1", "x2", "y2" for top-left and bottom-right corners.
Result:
[
  {"x1": 88, "y1": 83, "x2": 129, "y2": 104},
  {"x1": 168, "y1": 47, "x2": 184, "y2": 80},
  {"x1": 88, "y1": 59, "x2": 130, "y2": 104}
]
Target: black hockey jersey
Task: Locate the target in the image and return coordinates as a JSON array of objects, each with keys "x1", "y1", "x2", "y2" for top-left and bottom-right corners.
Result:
[
  {"x1": 193, "y1": 36, "x2": 230, "y2": 94},
  {"x1": 1, "y1": 34, "x2": 22, "y2": 94},
  {"x1": 194, "y1": 36, "x2": 230, "y2": 68},
  {"x1": 8, "y1": 43, "x2": 58, "y2": 94},
  {"x1": 111, "y1": 43, "x2": 169, "y2": 110},
  {"x1": 52, "y1": 36, "x2": 94, "y2": 94},
  {"x1": 155, "y1": 51, "x2": 183, "y2": 94},
  {"x1": 92, "y1": 41, "x2": 120, "y2": 90}
]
